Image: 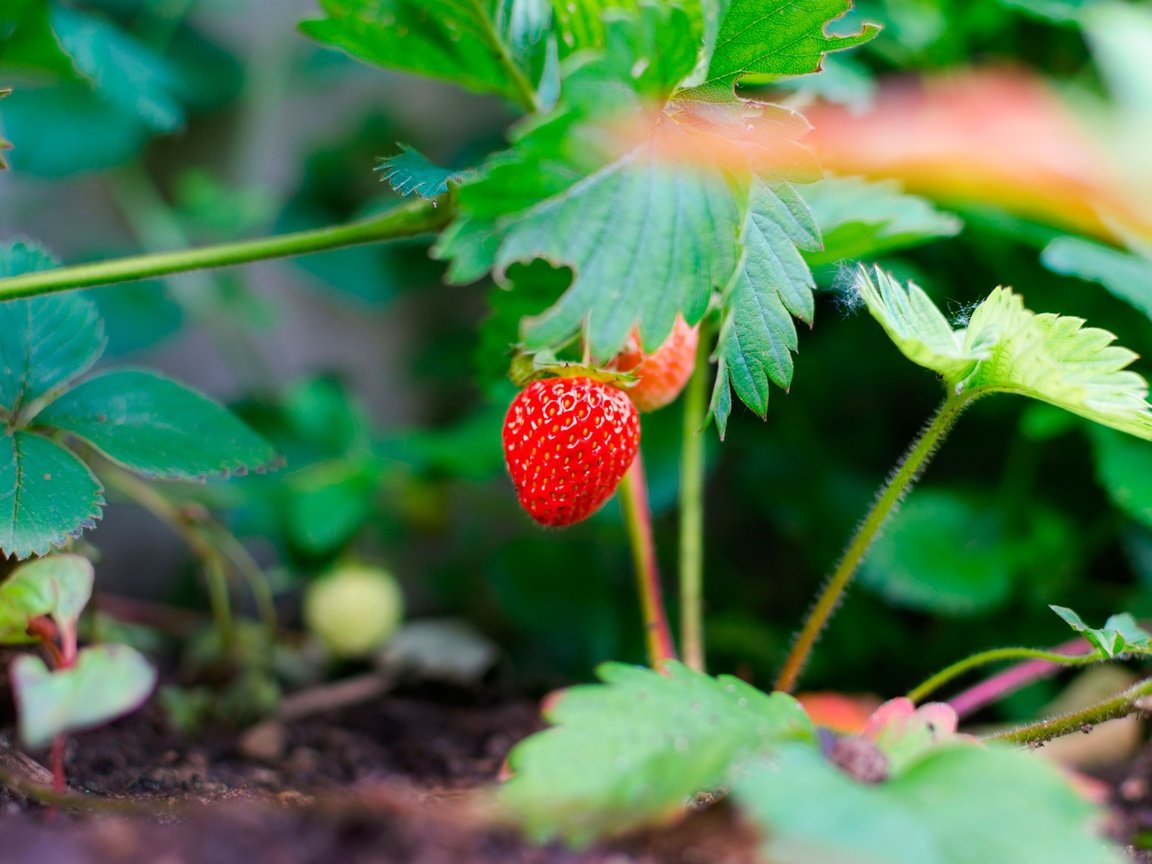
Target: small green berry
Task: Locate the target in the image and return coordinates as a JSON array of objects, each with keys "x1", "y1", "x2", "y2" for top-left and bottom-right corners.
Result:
[{"x1": 303, "y1": 565, "x2": 404, "y2": 658}]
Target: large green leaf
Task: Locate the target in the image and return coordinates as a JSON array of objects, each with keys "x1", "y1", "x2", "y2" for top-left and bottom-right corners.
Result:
[
  {"x1": 711, "y1": 178, "x2": 819, "y2": 437},
  {"x1": 1091, "y1": 425, "x2": 1152, "y2": 526},
  {"x1": 12, "y1": 643, "x2": 156, "y2": 748},
  {"x1": 1041, "y1": 236, "x2": 1152, "y2": 322},
  {"x1": 858, "y1": 489, "x2": 1016, "y2": 615},
  {"x1": 736, "y1": 744, "x2": 1122, "y2": 864},
  {"x1": 0, "y1": 242, "x2": 106, "y2": 420},
  {"x1": 857, "y1": 266, "x2": 1152, "y2": 440},
  {"x1": 501, "y1": 660, "x2": 815, "y2": 844},
  {"x1": 35, "y1": 370, "x2": 278, "y2": 480},
  {"x1": 0, "y1": 554, "x2": 94, "y2": 644},
  {"x1": 803, "y1": 176, "x2": 962, "y2": 267},
  {"x1": 299, "y1": 0, "x2": 539, "y2": 105},
  {"x1": 684, "y1": 0, "x2": 879, "y2": 100},
  {"x1": 0, "y1": 430, "x2": 103, "y2": 560}
]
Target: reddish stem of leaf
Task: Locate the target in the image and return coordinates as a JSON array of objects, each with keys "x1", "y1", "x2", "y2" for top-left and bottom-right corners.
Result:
[
  {"x1": 949, "y1": 637, "x2": 1091, "y2": 719},
  {"x1": 26, "y1": 617, "x2": 66, "y2": 669}
]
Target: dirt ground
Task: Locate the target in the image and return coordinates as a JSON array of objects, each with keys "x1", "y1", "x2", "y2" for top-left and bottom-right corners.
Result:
[{"x1": 0, "y1": 686, "x2": 762, "y2": 864}]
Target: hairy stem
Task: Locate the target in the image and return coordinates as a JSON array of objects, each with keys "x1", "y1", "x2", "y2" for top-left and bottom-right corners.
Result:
[
  {"x1": 619, "y1": 455, "x2": 678, "y2": 667},
  {"x1": 0, "y1": 197, "x2": 451, "y2": 301},
  {"x1": 678, "y1": 319, "x2": 712, "y2": 673},
  {"x1": 775, "y1": 394, "x2": 969, "y2": 693},
  {"x1": 986, "y1": 675, "x2": 1152, "y2": 746},
  {"x1": 949, "y1": 637, "x2": 1091, "y2": 718},
  {"x1": 908, "y1": 645, "x2": 1102, "y2": 704}
]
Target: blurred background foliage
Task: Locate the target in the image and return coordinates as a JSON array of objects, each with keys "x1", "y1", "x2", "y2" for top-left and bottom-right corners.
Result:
[{"x1": 3, "y1": 0, "x2": 1152, "y2": 722}]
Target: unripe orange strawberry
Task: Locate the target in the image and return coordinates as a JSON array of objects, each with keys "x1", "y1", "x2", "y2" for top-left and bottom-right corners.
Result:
[
  {"x1": 503, "y1": 377, "x2": 640, "y2": 527},
  {"x1": 612, "y1": 316, "x2": 699, "y2": 412}
]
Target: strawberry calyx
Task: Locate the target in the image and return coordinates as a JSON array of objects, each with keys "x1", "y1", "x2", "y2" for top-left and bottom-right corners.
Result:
[{"x1": 509, "y1": 349, "x2": 636, "y2": 390}]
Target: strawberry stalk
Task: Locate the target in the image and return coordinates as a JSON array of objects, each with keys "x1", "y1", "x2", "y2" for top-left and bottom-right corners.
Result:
[
  {"x1": 619, "y1": 455, "x2": 678, "y2": 667},
  {"x1": 678, "y1": 319, "x2": 712, "y2": 673}
]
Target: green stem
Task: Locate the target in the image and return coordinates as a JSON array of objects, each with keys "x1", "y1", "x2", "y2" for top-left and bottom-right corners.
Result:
[
  {"x1": 0, "y1": 198, "x2": 451, "y2": 301},
  {"x1": 100, "y1": 465, "x2": 236, "y2": 649},
  {"x1": 678, "y1": 319, "x2": 712, "y2": 673},
  {"x1": 775, "y1": 393, "x2": 970, "y2": 693},
  {"x1": 619, "y1": 454, "x2": 678, "y2": 667},
  {"x1": 986, "y1": 675, "x2": 1152, "y2": 746},
  {"x1": 907, "y1": 646, "x2": 1103, "y2": 704}
]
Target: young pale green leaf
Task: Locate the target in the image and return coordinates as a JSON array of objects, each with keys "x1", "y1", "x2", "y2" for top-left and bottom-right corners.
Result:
[
  {"x1": 855, "y1": 266, "x2": 992, "y2": 381},
  {"x1": 12, "y1": 643, "x2": 157, "y2": 749},
  {"x1": 1050, "y1": 605, "x2": 1152, "y2": 657},
  {"x1": 711, "y1": 178, "x2": 819, "y2": 437},
  {"x1": 858, "y1": 266, "x2": 1152, "y2": 441},
  {"x1": 960, "y1": 288, "x2": 1152, "y2": 439},
  {"x1": 501, "y1": 660, "x2": 816, "y2": 845},
  {"x1": 0, "y1": 430, "x2": 103, "y2": 560},
  {"x1": 735, "y1": 744, "x2": 1122, "y2": 864},
  {"x1": 375, "y1": 144, "x2": 463, "y2": 199},
  {"x1": 683, "y1": 0, "x2": 879, "y2": 101},
  {"x1": 802, "y1": 176, "x2": 962, "y2": 267},
  {"x1": 0, "y1": 554, "x2": 94, "y2": 644},
  {"x1": 0, "y1": 241, "x2": 106, "y2": 420},
  {"x1": 1042, "y1": 236, "x2": 1152, "y2": 322},
  {"x1": 299, "y1": 0, "x2": 539, "y2": 106},
  {"x1": 34, "y1": 370, "x2": 278, "y2": 480}
]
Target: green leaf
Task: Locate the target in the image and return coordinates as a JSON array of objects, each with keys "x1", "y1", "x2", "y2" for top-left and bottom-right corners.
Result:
[
  {"x1": 35, "y1": 370, "x2": 278, "y2": 481},
  {"x1": 856, "y1": 266, "x2": 1152, "y2": 440},
  {"x1": 0, "y1": 242, "x2": 106, "y2": 420},
  {"x1": 859, "y1": 489, "x2": 1016, "y2": 615},
  {"x1": 506, "y1": 155, "x2": 741, "y2": 358},
  {"x1": 1091, "y1": 425, "x2": 1152, "y2": 527},
  {"x1": 1041, "y1": 236, "x2": 1152, "y2": 322},
  {"x1": 375, "y1": 144, "x2": 463, "y2": 199},
  {"x1": 684, "y1": 0, "x2": 879, "y2": 101},
  {"x1": 282, "y1": 458, "x2": 379, "y2": 556},
  {"x1": 0, "y1": 0, "x2": 80, "y2": 79},
  {"x1": 0, "y1": 83, "x2": 152, "y2": 177},
  {"x1": 501, "y1": 660, "x2": 816, "y2": 844},
  {"x1": 712, "y1": 178, "x2": 819, "y2": 430},
  {"x1": 735, "y1": 744, "x2": 1122, "y2": 864},
  {"x1": 0, "y1": 430, "x2": 103, "y2": 560},
  {"x1": 0, "y1": 554, "x2": 94, "y2": 644},
  {"x1": 1050, "y1": 605, "x2": 1152, "y2": 657},
  {"x1": 50, "y1": 7, "x2": 185, "y2": 133},
  {"x1": 802, "y1": 176, "x2": 962, "y2": 267},
  {"x1": 12, "y1": 643, "x2": 156, "y2": 749},
  {"x1": 299, "y1": 0, "x2": 538, "y2": 106}
]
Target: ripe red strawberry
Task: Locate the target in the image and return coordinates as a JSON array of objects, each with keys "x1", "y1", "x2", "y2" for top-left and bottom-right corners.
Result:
[
  {"x1": 503, "y1": 377, "x2": 640, "y2": 527},
  {"x1": 612, "y1": 315, "x2": 699, "y2": 413}
]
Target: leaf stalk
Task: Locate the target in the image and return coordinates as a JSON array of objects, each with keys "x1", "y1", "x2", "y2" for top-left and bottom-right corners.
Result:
[
  {"x1": 0, "y1": 198, "x2": 451, "y2": 301},
  {"x1": 775, "y1": 393, "x2": 970, "y2": 692},
  {"x1": 678, "y1": 318, "x2": 712, "y2": 672},
  {"x1": 908, "y1": 645, "x2": 1101, "y2": 705}
]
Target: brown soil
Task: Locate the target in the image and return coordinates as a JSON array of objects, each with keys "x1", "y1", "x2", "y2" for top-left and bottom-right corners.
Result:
[{"x1": 0, "y1": 686, "x2": 760, "y2": 864}]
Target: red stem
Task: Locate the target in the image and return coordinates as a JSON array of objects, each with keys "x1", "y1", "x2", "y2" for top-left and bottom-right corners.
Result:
[{"x1": 619, "y1": 455, "x2": 678, "y2": 667}]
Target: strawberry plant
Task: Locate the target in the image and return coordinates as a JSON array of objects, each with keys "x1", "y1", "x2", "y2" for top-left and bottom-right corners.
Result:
[{"x1": 5, "y1": 0, "x2": 1152, "y2": 860}]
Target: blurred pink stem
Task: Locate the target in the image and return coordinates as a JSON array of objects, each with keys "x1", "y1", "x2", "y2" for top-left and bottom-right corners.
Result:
[{"x1": 949, "y1": 637, "x2": 1091, "y2": 719}]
